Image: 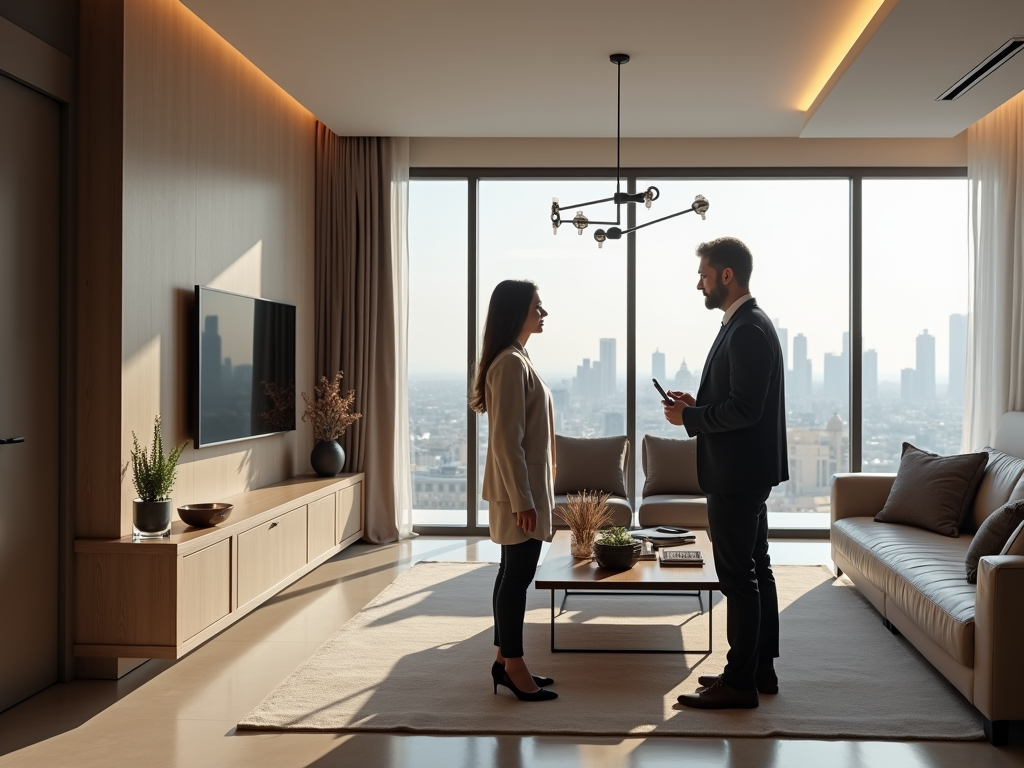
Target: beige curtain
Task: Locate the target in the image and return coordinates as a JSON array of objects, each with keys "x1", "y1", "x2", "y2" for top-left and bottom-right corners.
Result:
[
  {"x1": 964, "y1": 91, "x2": 1024, "y2": 450},
  {"x1": 314, "y1": 125, "x2": 410, "y2": 544}
]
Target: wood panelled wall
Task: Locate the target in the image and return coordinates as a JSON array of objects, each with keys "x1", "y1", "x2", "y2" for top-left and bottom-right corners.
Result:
[{"x1": 78, "y1": 0, "x2": 315, "y2": 539}]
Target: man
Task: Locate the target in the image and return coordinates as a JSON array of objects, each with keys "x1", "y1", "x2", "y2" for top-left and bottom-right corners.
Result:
[{"x1": 663, "y1": 236, "x2": 788, "y2": 710}]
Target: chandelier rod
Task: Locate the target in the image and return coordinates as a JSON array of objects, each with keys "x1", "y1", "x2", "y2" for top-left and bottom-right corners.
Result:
[{"x1": 616, "y1": 56, "x2": 621, "y2": 196}]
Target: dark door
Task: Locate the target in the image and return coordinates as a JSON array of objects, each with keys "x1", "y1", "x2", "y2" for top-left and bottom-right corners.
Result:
[{"x1": 0, "y1": 72, "x2": 61, "y2": 711}]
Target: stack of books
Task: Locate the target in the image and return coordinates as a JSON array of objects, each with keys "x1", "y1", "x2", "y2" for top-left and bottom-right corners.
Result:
[{"x1": 659, "y1": 549, "x2": 705, "y2": 567}]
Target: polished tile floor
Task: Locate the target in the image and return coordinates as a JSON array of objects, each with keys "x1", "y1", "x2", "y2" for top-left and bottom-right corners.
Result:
[{"x1": 1, "y1": 537, "x2": 1021, "y2": 768}]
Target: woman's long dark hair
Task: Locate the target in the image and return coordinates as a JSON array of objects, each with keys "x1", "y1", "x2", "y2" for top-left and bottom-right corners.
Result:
[{"x1": 470, "y1": 279, "x2": 538, "y2": 413}]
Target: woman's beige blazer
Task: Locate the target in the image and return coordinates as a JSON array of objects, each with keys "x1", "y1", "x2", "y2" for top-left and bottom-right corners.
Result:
[{"x1": 481, "y1": 343, "x2": 556, "y2": 545}]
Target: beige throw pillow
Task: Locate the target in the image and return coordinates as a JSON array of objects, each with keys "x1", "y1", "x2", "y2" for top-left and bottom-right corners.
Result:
[
  {"x1": 553, "y1": 435, "x2": 628, "y2": 497},
  {"x1": 965, "y1": 500, "x2": 1024, "y2": 583},
  {"x1": 641, "y1": 435, "x2": 701, "y2": 497},
  {"x1": 874, "y1": 443, "x2": 988, "y2": 537}
]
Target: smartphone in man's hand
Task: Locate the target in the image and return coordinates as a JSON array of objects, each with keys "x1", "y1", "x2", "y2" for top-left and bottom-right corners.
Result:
[{"x1": 653, "y1": 378, "x2": 674, "y2": 405}]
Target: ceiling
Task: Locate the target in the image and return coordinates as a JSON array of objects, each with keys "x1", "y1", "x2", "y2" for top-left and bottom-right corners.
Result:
[{"x1": 180, "y1": 0, "x2": 1024, "y2": 139}]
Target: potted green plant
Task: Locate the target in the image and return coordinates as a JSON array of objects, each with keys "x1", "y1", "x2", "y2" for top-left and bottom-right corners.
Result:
[
  {"x1": 301, "y1": 371, "x2": 362, "y2": 477},
  {"x1": 127, "y1": 415, "x2": 188, "y2": 540},
  {"x1": 593, "y1": 526, "x2": 642, "y2": 570}
]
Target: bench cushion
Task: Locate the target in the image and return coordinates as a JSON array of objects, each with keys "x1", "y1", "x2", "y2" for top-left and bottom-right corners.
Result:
[
  {"x1": 833, "y1": 517, "x2": 977, "y2": 665},
  {"x1": 637, "y1": 494, "x2": 708, "y2": 529}
]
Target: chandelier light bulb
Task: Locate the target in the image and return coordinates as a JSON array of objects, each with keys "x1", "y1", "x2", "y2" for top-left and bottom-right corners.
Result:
[
  {"x1": 572, "y1": 210, "x2": 588, "y2": 234},
  {"x1": 692, "y1": 194, "x2": 710, "y2": 221}
]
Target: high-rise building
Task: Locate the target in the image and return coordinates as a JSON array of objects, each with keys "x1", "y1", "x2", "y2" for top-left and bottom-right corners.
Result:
[
  {"x1": 574, "y1": 358, "x2": 600, "y2": 402},
  {"x1": 916, "y1": 329, "x2": 936, "y2": 401},
  {"x1": 599, "y1": 338, "x2": 616, "y2": 398},
  {"x1": 603, "y1": 411, "x2": 624, "y2": 437},
  {"x1": 824, "y1": 352, "x2": 845, "y2": 403},
  {"x1": 949, "y1": 314, "x2": 967, "y2": 403},
  {"x1": 792, "y1": 333, "x2": 811, "y2": 400},
  {"x1": 863, "y1": 349, "x2": 878, "y2": 401},
  {"x1": 901, "y1": 368, "x2": 916, "y2": 401},
  {"x1": 652, "y1": 348, "x2": 666, "y2": 382},
  {"x1": 773, "y1": 319, "x2": 788, "y2": 373}
]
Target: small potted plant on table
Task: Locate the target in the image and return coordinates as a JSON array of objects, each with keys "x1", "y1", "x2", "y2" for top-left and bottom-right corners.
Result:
[
  {"x1": 593, "y1": 526, "x2": 642, "y2": 571},
  {"x1": 556, "y1": 490, "x2": 614, "y2": 558},
  {"x1": 127, "y1": 415, "x2": 188, "y2": 540}
]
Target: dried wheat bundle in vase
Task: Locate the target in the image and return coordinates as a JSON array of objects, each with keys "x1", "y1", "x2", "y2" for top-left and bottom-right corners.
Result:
[{"x1": 556, "y1": 490, "x2": 614, "y2": 558}]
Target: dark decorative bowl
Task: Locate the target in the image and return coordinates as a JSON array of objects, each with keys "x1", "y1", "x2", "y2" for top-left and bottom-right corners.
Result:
[
  {"x1": 593, "y1": 541, "x2": 642, "y2": 571},
  {"x1": 177, "y1": 503, "x2": 234, "y2": 528}
]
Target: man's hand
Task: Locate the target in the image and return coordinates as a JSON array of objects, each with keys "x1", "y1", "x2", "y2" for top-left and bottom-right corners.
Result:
[
  {"x1": 517, "y1": 508, "x2": 538, "y2": 533},
  {"x1": 663, "y1": 390, "x2": 695, "y2": 426}
]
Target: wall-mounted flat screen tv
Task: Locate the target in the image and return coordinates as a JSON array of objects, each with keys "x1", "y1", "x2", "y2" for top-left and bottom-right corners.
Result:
[{"x1": 194, "y1": 286, "x2": 296, "y2": 448}]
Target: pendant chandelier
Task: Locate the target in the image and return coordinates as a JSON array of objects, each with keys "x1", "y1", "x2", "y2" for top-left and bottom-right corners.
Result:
[{"x1": 550, "y1": 54, "x2": 710, "y2": 248}]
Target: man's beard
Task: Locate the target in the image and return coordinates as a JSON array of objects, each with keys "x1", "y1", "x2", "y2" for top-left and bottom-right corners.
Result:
[{"x1": 703, "y1": 282, "x2": 728, "y2": 310}]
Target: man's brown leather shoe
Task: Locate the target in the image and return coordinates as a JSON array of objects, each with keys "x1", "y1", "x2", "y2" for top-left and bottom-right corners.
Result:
[
  {"x1": 696, "y1": 669, "x2": 778, "y2": 695},
  {"x1": 677, "y1": 678, "x2": 759, "y2": 709}
]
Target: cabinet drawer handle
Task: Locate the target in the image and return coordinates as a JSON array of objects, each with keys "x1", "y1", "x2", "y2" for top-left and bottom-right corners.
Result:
[{"x1": 269, "y1": 521, "x2": 278, "y2": 530}]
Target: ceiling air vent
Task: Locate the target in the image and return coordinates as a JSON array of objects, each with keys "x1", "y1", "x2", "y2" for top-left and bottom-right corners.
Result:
[{"x1": 937, "y1": 37, "x2": 1024, "y2": 101}]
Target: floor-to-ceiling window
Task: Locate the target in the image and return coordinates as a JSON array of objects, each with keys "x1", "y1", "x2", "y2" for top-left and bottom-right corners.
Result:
[
  {"x1": 408, "y1": 169, "x2": 966, "y2": 535},
  {"x1": 861, "y1": 178, "x2": 970, "y2": 471},
  {"x1": 636, "y1": 179, "x2": 850, "y2": 528},
  {"x1": 408, "y1": 179, "x2": 468, "y2": 527},
  {"x1": 477, "y1": 180, "x2": 627, "y2": 527}
]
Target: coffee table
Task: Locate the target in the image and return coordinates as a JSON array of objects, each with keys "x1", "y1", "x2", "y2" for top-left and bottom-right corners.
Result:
[{"x1": 534, "y1": 529, "x2": 719, "y2": 653}]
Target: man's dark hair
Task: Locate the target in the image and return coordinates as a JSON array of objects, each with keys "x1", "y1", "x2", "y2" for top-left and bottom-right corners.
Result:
[{"x1": 696, "y1": 237, "x2": 753, "y2": 287}]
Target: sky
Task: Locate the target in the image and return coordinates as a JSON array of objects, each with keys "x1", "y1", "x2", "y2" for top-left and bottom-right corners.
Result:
[{"x1": 408, "y1": 176, "x2": 969, "y2": 385}]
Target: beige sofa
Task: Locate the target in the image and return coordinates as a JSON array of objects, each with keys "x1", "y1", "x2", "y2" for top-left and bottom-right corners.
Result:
[{"x1": 830, "y1": 412, "x2": 1024, "y2": 745}]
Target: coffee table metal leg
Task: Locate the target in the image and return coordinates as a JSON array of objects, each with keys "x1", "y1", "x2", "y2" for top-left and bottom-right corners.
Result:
[
  {"x1": 708, "y1": 590, "x2": 712, "y2": 652},
  {"x1": 550, "y1": 589, "x2": 555, "y2": 653}
]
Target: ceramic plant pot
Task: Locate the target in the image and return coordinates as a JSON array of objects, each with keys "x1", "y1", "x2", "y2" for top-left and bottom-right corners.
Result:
[
  {"x1": 593, "y1": 540, "x2": 641, "y2": 571},
  {"x1": 311, "y1": 440, "x2": 345, "y2": 477}
]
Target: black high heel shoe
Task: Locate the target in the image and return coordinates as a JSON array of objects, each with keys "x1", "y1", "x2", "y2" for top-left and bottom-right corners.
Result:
[
  {"x1": 491, "y1": 660, "x2": 554, "y2": 688},
  {"x1": 491, "y1": 665, "x2": 558, "y2": 702}
]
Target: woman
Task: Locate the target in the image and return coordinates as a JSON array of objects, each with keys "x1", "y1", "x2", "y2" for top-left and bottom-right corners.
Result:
[{"x1": 472, "y1": 279, "x2": 557, "y2": 702}]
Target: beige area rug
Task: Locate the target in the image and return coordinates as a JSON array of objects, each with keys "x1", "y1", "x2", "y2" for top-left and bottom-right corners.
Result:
[{"x1": 237, "y1": 562, "x2": 984, "y2": 739}]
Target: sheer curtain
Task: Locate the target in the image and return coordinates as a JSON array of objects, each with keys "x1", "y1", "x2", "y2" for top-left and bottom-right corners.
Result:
[
  {"x1": 964, "y1": 90, "x2": 1024, "y2": 450},
  {"x1": 390, "y1": 139, "x2": 414, "y2": 539},
  {"x1": 314, "y1": 126, "x2": 413, "y2": 542}
]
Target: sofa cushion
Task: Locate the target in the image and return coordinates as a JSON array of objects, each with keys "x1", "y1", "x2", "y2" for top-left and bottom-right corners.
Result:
[
  {"x1": 553, "y1": 435, "x2": 628, "y2": 497},
  {"x1": 833, "y1": 518, "x2": 977, "y2": 665},
  {"x1": 554, "y1": 494, "x2": 632, "y2": 528},
  {"x1": 965, "y1": 500, "x2": 1024, "y2": 583},
  {"x1": 637, "y1": 494, "x2": 708, "y2": 528},
  {"x1": 641, "y1": 435, "x2": 701, "y2": 497},
  {"x1": 874, "y1": 443, "x2": 988, "y2": 537},
  {"x1": 964, "y1": 448, "x2": 1024, "y2": 533}
]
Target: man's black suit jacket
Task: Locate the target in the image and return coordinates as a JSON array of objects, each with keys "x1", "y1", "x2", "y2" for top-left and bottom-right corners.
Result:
[{"x1": 682, "y1": 298, "x2": 789, "y2": 495}]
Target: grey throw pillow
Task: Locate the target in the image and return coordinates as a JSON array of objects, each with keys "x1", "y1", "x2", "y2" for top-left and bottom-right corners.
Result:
[
  {"x1": 966, "y1": 500, "x2": 1024, "y2": 583},
  {"x1": 874, "y1": 443, "x2": 988, "y2": 537},
  {"x1": 641, "y1": 435, "x2": 701, "y2": 497},
  {"x1": 553, "y1": 435, "x2": 628, "y2": 497}
]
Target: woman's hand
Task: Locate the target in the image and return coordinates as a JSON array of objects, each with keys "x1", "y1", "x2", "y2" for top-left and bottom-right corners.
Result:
[{"x1": 517, "y1": 508, "x2": 538, "y2": 533}]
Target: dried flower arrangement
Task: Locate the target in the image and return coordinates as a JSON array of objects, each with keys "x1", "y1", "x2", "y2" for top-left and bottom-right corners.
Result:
[
  {"x1": 128, "y1": 415, "x2": 189, "y2": 502},
  {"x1": 556, "y1": 490, "x2": 614, "y2": 558},
  {"x1": 301, "y1": 371, "x2": 362, "y2": 443}
]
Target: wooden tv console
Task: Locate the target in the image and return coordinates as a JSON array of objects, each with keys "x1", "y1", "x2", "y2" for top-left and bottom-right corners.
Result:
[{"x1": 74, "y1": 473, "x2": 363, "y2": 661}]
